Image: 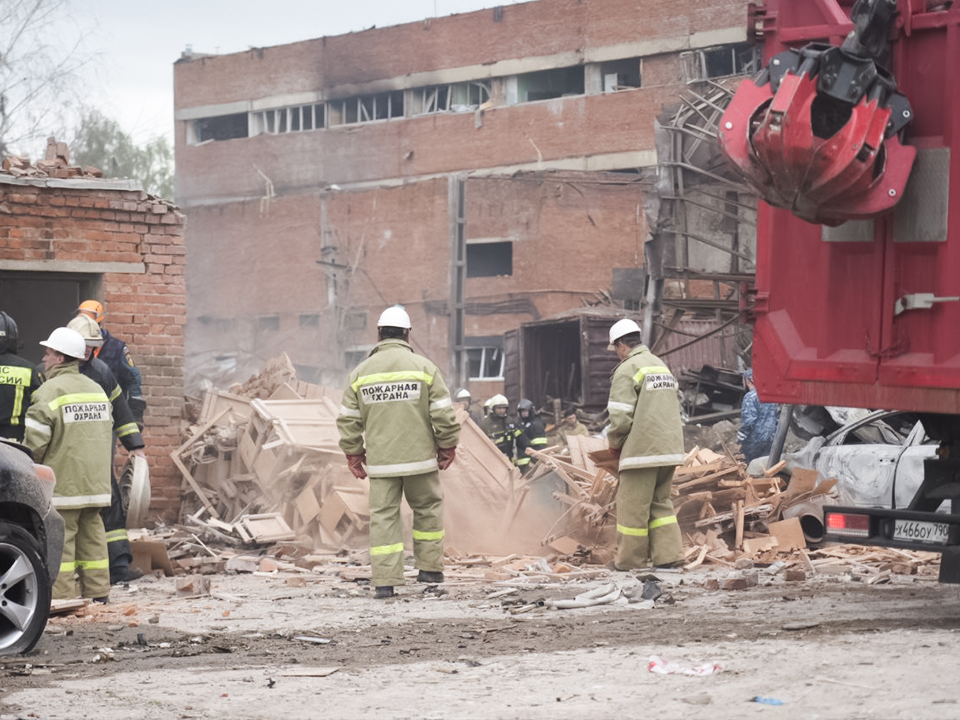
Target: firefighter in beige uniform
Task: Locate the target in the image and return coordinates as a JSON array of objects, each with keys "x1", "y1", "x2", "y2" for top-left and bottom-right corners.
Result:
[
  {"x1": 606, "y1": 319, "x2": 685, "y2": 570},
  {"x1": 337, "y1": 306, "x2": 460, "y2": 599},
  {"x1": 24, "y1": 328, "x2": 114, "y2": 601}
]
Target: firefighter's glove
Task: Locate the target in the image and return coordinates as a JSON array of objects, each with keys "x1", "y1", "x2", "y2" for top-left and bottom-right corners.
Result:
[
  {"x1": 437, "y1": 446, "x2": 457, "y2": 470},
  {"x1": 346, "y1": 453, "x2": 367, "y2": 479}
]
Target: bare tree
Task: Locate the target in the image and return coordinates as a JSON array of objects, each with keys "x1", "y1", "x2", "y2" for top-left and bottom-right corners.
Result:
[{"x1": 0, "y1": 0, "x2": 88, "y2": 155}]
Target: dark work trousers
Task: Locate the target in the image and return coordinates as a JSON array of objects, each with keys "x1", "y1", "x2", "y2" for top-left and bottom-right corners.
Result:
[{"x1": 99, "y1": 434, "x2": 132, "y2": 579}]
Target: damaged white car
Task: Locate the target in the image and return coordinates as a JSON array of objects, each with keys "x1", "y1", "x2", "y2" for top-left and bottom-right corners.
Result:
[{"x1": 787, "y1": 410, "x2": 937, "y2": 510}]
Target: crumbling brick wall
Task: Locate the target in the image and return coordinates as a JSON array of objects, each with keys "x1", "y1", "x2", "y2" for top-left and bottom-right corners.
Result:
[{"x1": 0, "y1": 180, "x2": 186, "y2": 523}]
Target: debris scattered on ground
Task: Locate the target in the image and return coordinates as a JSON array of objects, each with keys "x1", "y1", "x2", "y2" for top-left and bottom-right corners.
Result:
[
  {"x1": 648, "y1": 655, "x2": 723, "y2": 676},
  {"x1": 83, "y1": 355, "x2": 927, "y2": 621}
]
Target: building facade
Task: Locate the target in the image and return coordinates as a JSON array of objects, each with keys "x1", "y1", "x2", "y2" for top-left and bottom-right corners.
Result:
[
  {"x1": 0, "y1": 175, "x2": 186, "y2": 522},
  {"x1": 174, "y1": 0, "x2": 751, "y2": 401}
]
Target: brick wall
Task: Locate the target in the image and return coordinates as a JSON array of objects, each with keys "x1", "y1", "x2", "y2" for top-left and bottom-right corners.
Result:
[
  {"x1": 0, "y1": 181, "x2": 186, "y2": 523},
  {"x1": 175, "y1": 85, "x2": 678, "y2": 200},
  {"x1": 174, "y1": 0, "x2": 750, "y2": 397},
  {"x1": 183, "y1": 171, "x2": 647, "y2": 390},
  {"x1": 174, "y1": 0, "x2": 750, "y2": 109}
]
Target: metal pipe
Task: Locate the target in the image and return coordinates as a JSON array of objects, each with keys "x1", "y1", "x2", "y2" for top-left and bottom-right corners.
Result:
[{"x1": 767, "y1": 404, "x2": 794, "y2": 465}]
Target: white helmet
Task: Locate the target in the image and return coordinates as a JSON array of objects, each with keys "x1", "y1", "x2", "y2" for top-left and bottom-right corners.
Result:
[
  {"x1": 67, "y1": 314, "x2": 104, "y2": 347},
  {"x1": 608, "y1": 318, "x2": 642, "y2": 349},
  {"x1": 377, "y1": 305, "x2": 411, "y2": 329},
  {"x1": 488, "y1": 393, "x2": 508, "y2": 408},
  {"x1": 456, "y1": 388, "x2": 472, "y2": 400},
  {"x1": 40, "y1": 327, "x2": 87, "y2": 360}
]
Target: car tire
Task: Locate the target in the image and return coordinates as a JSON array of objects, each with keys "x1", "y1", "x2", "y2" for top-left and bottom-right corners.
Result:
[{"x1": 0, "y1": 521, "x2": 53, "y2": 655}]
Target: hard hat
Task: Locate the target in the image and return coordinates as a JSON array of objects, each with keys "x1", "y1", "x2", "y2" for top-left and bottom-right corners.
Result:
[
  {"x1": 0, "y1": 312, "x2": 18, "y2": 354},
  {"x1": 377, "y1": 305, "x2": 411, "y2": 329},
  {"x1": 40, "y1": 327, "x2": 87, "y2": 360},
  {"x1": 78, "y1": 299, "x2": 105, "y2": 325},
  {"x1": 488, "y1": 394, "x2": 508, "y2": 408},
  {"x1": 67, "y1": 314, "x2": 104, "y2": 347},
  {"x1": 517, "y1": 398, "x2": 534, "y2": 412},
  {"x1": 608, "y1": 318, "x2": 641, "y2": 348},
  {"x1": 456, "y1": 388, "x2": 472, "y2": 400}
]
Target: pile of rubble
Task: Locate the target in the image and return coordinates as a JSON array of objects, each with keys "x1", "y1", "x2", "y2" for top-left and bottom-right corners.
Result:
[
  {"x1": 150, "y1": 356, "x2": 937, "y2": 587},
  {"x1": 2, "y1": 137, "x2": 105, "y2": 180},
  {"x1": 171, "y1": 354, "x2": 526, "y2": 559}
]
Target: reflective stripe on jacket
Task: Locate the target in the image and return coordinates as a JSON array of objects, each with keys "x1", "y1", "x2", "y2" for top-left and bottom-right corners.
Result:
[
  {"x1": 0, "y1": 352, "x2": 44, "y2": 440},
  {"x1": 337, "y1": 339, "x2": 459, "y2": 477},
  {"x1": 23, "y1": 362, "x2": 114, "y2": 509},
  {"x1": 606, "y1": 345, "x2": 684, "y2": 470},
  {"x1": 481, "y1": 414, "x2": 528, "y2": 461},
  {"x1": 521, "y1": 416, "x2": 548, "y2": 448}
]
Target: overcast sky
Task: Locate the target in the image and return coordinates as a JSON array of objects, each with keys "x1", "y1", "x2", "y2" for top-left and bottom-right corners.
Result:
[{"x1": 63, "y1": 0, "x2": 517, "y2": 145}]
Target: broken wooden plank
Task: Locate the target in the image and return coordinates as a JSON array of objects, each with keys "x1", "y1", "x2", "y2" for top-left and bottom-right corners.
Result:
[
  {"x1": 171, "y1": 408, "x2": 231, "y2": 519},
  {"x1": 240, "y1": 512, "x2": 296, "y2": 543}
]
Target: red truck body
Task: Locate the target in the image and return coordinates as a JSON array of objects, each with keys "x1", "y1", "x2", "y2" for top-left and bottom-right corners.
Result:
[
  {"x1": 721, "y1": 0, "x2": 960, "y2": 582},
  {"x1": 746, "y1": 0, "x2": 960, "y2": 414}
]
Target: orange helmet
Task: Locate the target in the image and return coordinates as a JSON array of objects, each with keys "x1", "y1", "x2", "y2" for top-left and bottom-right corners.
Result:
[{"x1": 78, "y1": 299, "x2": 105, "y2": 325}]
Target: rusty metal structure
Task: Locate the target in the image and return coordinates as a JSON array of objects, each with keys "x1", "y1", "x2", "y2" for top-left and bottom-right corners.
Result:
[{"x1": 645, "y1": 77, "x2": 760, "y2": 375}]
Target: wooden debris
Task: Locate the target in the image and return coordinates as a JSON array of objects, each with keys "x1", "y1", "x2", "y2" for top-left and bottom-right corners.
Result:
[
  {"x1": 157, "y1": 360, "x2": 943, "y2": 583},
  {"x1": 173, "y1": 355, "x2": 521, "y2": 562}
]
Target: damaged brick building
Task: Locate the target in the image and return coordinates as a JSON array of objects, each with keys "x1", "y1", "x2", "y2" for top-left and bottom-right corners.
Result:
[
  {"x1": 174, "y1": 0, "x2": 753, "y2": 402},
  {"x1": 0, "y1": 164, "x2": 186, "y2": 522}
]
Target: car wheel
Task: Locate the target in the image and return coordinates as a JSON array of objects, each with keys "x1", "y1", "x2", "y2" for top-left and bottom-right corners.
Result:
[{"x1": 0, "y1": 521, "x2": 52, "y2": 655}]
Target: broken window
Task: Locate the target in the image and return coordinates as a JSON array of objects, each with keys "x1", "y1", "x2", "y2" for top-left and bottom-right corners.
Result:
[
  {"x1": 682, "y1": 43, "x2": 761, "y2": 82},
  {"x1": 328, "y1": 92, "x2": 404, "y2": 127},
  {"x1": 252, "y1": 104, "x2": 326, "y2": 136},
  {"x1": 343, "y1": 311, "x2": 367, "y2": 331},
  {"x1": 413, "y1": 81, "x2": 491, "y2": 114},
  {"x1": 466, "y1": 342, "x2": 504, "y2": 380},
  {"x1": 600, "y1": 58, "x2": 642, "y2": 92},
  {"x1": 257, "y1": 315, "x2": 280, "y2": 332},
  {"x1": 193, "y1": 113, "x2": 249, "y2": 143},
  {"x1": 466, "y1": 240, "x2": 512, "y2": 277},
  {"x1": 517, "y1": 67, "x2": 584, "y2": 102}
]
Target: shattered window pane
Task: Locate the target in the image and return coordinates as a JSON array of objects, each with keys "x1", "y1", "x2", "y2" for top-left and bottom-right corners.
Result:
[
  {"x1": 194, "y1": 113, "x2": 249, "y2": 142},
  {"x1": 518, "y1": 67, "x2": 584, "y2": 102},
  {"x1": 467, "y1": 241, "x2": 512, "y2": 277}
]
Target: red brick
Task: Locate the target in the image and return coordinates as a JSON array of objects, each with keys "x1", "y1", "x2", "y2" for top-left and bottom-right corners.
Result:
[{"x1": 2, "y1": 181, "x2": 186, "y2": 524}]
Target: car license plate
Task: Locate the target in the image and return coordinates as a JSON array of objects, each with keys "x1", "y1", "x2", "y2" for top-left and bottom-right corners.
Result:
[{"x1": 892, "y1": 519, "x2": 950, "y2": 545}]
